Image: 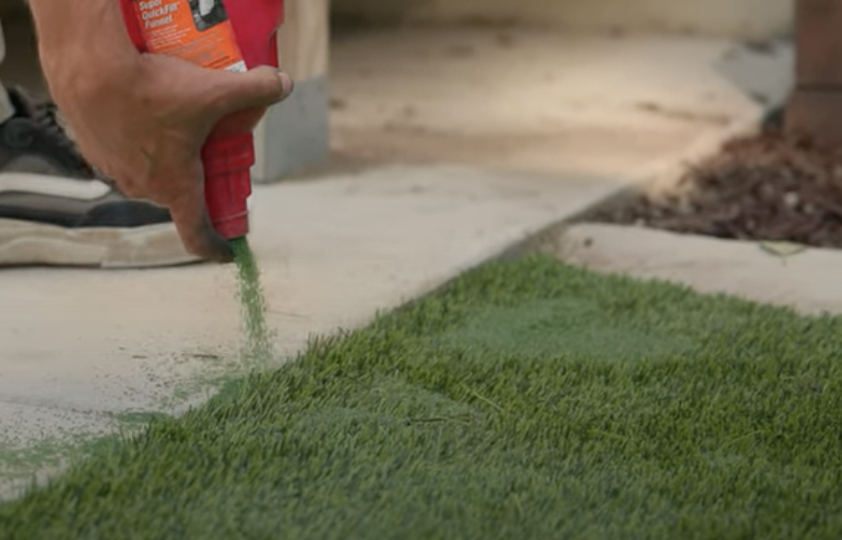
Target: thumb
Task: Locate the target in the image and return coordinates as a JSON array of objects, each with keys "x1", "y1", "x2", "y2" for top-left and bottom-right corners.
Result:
[{"x1": 203, "y1": 66, "x2": 294, "y2": 118}]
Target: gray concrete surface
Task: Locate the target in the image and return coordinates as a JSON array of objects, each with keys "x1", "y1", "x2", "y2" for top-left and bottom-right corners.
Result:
[
  {"x1": 0, "y1": 165, "x2": 617, "y2": 499},
  {"x1": 539, "y1": 223, "x2": 842, "y2": 316},
  {"x1": 330, "y1": 28, "x2": 791, "y2": 190}
]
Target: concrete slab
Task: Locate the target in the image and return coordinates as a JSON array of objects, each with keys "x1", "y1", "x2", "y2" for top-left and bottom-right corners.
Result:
[
  {"x1": 535, "y1": 223, "x2": 842, "y2": 316},
  {"x1": 330, "y1": 27, "x2": 791, "y2": 190},
  {"x1": 0, "y1": 165, "x2": 617, "y2": 499}
]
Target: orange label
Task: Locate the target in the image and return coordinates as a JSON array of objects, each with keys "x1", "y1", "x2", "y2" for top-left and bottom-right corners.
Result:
[{"x1": 129, "y1": 0, "x2": 246, "y2": 72}]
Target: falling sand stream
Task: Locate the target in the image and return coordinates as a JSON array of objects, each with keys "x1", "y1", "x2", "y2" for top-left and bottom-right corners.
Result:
[{"x1": 230, "y1": 237, "x2": 274, "y2": 367}]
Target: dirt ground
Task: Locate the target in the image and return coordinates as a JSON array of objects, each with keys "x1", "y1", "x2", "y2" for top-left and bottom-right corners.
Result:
[{"x1": 575, "y1": 113, "x2": 842, "y2": 250}]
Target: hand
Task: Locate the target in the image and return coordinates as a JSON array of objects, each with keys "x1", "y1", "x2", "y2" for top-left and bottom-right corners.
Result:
[
  {"x1": 48, "y1": 54, "x2": 292, "y2": 262},
  {"x1": 28, "y1": 0, "x2": 293, "y2": 262}
]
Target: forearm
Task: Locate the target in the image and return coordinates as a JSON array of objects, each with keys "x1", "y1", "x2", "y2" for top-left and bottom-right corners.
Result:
[{"x1": 28, "y1": 0, "x2": 138, "y2": 79}]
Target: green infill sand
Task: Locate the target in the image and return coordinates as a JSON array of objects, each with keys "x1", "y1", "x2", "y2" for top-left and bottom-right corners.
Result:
[
  {"x1": 3, "y1": 255, "x2": 842, "y2": 539},
  {"x1": 231, "y1": 237, "x2": 274, "y2": 367}
]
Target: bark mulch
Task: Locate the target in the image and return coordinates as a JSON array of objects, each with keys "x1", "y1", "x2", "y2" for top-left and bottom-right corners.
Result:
[{"x1": 578, "y1": 124, "x2": 842, "y2": 249}]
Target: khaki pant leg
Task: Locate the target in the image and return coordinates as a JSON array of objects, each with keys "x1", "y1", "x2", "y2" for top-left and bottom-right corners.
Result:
[{"x1": 0, "y1": 17, "x2": 13, "y2": 123}]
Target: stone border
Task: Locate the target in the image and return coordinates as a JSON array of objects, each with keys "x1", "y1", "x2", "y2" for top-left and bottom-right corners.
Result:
[{"x1": 527, "y1": 223, "x2": 842, "y2": 316}]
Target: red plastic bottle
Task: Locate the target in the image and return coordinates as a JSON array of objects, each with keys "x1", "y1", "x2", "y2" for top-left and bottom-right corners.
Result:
[{"x1": 120, "y1": 0, "x2": 285, "y2": 239}]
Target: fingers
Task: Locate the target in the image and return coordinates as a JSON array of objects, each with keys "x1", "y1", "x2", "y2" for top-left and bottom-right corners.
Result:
[
  {"x1": 203, "y1": 66, "x2": 294, "y2": 118},
  {"x1": 166, "y1": 162, "x2": 234, "y2": 264}
]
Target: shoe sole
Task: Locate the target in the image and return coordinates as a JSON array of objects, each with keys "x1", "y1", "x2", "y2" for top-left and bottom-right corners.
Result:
[{"x1": 0, "y1": 218, "x2": 202, "y2": 269}]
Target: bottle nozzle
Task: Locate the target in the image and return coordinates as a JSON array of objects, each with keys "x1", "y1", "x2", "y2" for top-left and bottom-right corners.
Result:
[{"x1": 202, "y1": 133, "x2": 254, "y2": 240}]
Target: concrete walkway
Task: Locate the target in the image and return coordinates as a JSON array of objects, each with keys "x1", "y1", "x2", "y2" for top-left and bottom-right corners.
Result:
[{"x1": 330, "y1": 27, "x2": 792, "y2": 189}]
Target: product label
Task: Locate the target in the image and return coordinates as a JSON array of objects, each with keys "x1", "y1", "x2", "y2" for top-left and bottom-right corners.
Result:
[{"x1": 129, "y1": 0, "x2": 246, "y2": 72}]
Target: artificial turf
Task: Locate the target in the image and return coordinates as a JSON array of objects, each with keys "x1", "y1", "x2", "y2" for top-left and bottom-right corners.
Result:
[{"x1": 2, "y1": 254, "x2": 842, "y2": 539}]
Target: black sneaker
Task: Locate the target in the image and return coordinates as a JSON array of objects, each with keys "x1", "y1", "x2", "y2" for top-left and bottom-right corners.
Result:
[{"x1": 0, "y1": 86, "x2": 199, "y2": 268}]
